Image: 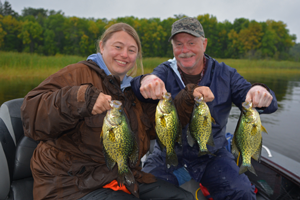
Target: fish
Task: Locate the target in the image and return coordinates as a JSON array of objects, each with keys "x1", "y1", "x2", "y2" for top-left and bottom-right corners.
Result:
[
  {"x1": 188, "y1": 96, "x2": 215, "y2": 156},
  {"x1": 155, "y1": 92, "x2": 181, "y2": 168},
  {"x1": 101, "y1": 100, "x2": 139, "y2": 186},
  {"x1": 231, "y1": 101, "x2": 268, "y2": 176}
]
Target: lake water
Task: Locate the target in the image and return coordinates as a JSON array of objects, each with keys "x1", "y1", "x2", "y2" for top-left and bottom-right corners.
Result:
[{"x1": 1, "y1": 71, "x2": 300, "y2": 163}]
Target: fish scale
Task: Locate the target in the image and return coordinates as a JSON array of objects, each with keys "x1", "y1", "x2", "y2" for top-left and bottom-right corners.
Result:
[
  {"x1": 155, "y1": 92, "x2": 181, "y2": 168},
  {"x1": 232, "y1": 101, "x2": 267, "y2": 176},
  {"x1": 188, "y1": 96, "x2": 215, "y2": 156},
  {"x1": 101, "y1": 100, "x2": 138, "y2": 186}
]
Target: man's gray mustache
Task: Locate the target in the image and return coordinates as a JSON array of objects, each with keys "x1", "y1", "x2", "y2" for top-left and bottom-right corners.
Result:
[{"x1": 178, "y1": 53, "x2": 195, "y2": 58}]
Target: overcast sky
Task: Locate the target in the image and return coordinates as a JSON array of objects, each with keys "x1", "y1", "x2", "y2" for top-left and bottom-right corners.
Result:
[{"x1": 7, "y1": 0, "x2": 300, "y2": 43}]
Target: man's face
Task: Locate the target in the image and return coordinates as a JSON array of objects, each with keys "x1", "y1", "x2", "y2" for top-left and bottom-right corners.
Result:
[{"x1": 172, "y1": 33, "x2": 207, "y2": 75}]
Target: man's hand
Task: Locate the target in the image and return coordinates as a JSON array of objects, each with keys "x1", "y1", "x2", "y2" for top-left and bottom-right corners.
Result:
[
  {"x1": 245, "y1": 86, "x2": 273, "y2": 108},
  {"x1": 193, "y1": 86, "x2": 214, "y2": 102},
  {"x1": 92, "y1": 93, "x2": 112, "y2": 115},
  {"x1": 140, "y1": 75, "x2": 167, "y2": 100}
]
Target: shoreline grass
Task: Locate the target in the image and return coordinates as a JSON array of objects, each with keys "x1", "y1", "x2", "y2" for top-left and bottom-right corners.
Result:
[{"x1": 1, "y1": 51, "x2": 300, "y2": 80}]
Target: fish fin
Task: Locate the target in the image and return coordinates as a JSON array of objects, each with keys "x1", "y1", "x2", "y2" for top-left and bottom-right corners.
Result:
[
  {"x1": 129, "y1": 138, "x2": 139, "y2": 167},
  {"x1": 251, "y1": 125, "x2": 258, "y2": 136},
  {"x1": 211, "y1": 117, "x2": 216, "y2": 124},
  {"x1": 198, "y1": 150, "x2": 215, "y2": 157},
  {"x1": 252, "y1": 140, "x2": 262, "y2": 162},
  {"x1": 231, "y1": 135, "x2": 240, "y2": 159},
  {"x1": 239, "y1": 161, "x2": 257, "y2": 176},
  {"x1": 117, "y1": 166, "x2": 135, "y2": 187},
  {"x1": 239, "y1": 165, "x2": 247, "y2": 175},
  {"x1": 100, "y1": 129, "x2": 103, "y2": 139},
  {"x1": 261, "y1": 125, "x2": 268, "y2": 134},
  {"x1": 198, "y1": 151, "x2": 208, "y2": 157},
  {"x1": 207, "y1": 132, "x2": 215, "y2": 147},
  {"x1": 156, "y1": 135, "x2": 165, "y2": 151},
  {"x1": 248, "y1": 164, "x2": 257, "y2": 176},
  {"x1": 166, "y1": 149, "x2": 178, "y2": 168},
  {"x1": 186, "y1": 128, "x2": 196, "y2": 147},
  {"x1": 103, "y1": 147, "x2": 116, "y2": 170}
]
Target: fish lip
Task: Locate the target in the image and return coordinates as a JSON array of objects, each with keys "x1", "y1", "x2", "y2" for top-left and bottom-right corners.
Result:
[
  {"x1": 110, "y1": 100, "x2": 122, "y2": 108},
  {"x1": 163, "y1": 92, "x2": 171, "y2": 99}
]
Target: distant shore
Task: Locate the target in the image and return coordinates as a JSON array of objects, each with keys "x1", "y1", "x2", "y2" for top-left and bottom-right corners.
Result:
[{"x1": 1, "y1": 51, "x2": 300, "y2": 80}]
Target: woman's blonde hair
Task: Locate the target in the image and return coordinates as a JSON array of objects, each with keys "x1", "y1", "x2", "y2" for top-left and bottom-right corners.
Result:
[{"x1": 98, "y1": 23, "x2": 143, "y2": 76}]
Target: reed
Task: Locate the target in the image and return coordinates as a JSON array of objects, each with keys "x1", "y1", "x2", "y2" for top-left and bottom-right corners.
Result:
[{"x1": 1, "y1": 51, "x2": 300, "y2": 80}]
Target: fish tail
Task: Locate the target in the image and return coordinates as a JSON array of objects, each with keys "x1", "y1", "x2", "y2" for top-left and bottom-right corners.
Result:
[
  {"x1": 207, "y1": 132, "x2": 215, "y2": 147},
  {"x1": 239, "y1": 164, "x2": 257, "y2": 176},
  {"x1": 198, "y1": 150, "x2": 215, "y2": 157},
  {"x1": 129, "y1": 139, "x2": 139, "y2": 167},
  {"x1": 166, "y1": 149, "x2": 178, "y2": 168},
  {"x1": 117, "y1": 165, "x2": 135, "y2": 187},
  {"x1": 198, "y1": 150, "x2": 208, "y2": 157}
]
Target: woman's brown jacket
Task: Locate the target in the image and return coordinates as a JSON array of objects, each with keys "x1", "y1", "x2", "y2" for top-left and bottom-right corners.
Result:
[{"x1": 20, "y1": 60, "x2": 186, "y2": 200}]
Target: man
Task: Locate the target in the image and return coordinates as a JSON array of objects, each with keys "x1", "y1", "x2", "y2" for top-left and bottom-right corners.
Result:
[{"x1": 131, "y1": 17, "x2": 277, "y2": 200}]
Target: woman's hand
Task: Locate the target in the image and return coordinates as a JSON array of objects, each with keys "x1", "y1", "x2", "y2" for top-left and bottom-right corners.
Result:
[{"x1": 92, "y1": 93, "x2": 112, "y2": 115}]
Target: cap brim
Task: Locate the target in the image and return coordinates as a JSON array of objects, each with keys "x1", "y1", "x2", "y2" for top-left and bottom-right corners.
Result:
[{"x1": 168, "y1": 30, "x2": 201, "y2": 42}]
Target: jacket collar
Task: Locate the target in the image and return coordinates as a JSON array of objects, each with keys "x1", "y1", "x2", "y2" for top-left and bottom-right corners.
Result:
[{"x1": 86, "y1": 53, "x2": 132, "y2": 91}]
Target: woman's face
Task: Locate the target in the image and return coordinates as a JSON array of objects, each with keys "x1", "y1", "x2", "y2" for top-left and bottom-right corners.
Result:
[{"x1": 100, "y1": 31, "x2": 138, "y2": 81}]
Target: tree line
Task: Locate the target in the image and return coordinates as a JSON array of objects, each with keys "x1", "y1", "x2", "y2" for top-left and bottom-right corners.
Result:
[{"x1": 0, "y1": 0, "x2": 299, "y2": 61}]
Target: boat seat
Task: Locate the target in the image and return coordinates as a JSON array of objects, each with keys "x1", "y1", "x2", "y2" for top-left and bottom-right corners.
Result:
[{"x1": 0, "y1": 98, "x2": 38, "y2": 200}]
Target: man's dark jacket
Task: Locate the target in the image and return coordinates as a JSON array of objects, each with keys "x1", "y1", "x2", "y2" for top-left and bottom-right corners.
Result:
[{"x1": 131, "y1": 54, "x2": 278, "y2": 183}]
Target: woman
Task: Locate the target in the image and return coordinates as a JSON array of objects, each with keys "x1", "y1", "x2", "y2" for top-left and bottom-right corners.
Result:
[{"x1": 21, "y1": 23, "x2": 195, "y2": 200}]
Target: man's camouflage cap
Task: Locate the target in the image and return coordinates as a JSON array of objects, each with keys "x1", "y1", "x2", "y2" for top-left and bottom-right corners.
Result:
[{"x1": 168, "y1": 17, "x2": 205, "y2": 42}]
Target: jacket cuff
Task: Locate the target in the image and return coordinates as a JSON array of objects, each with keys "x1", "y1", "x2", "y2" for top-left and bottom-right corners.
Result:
[
  {"x1": 85, "y1": 84, "x2": 101, "y2": 116},
  {"x1": 251, "y1": 83, "x2": 270, "y2": 92}
]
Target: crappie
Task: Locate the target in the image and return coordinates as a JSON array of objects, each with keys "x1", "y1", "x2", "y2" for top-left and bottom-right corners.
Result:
[
  {"x1": 232, "y1": 101, "x2": 267, "y2": 176},
  {"x1": 101, "y1": 100, "x2": 138, "y2": 186},
  {"x1": 155, "y1": 92, "x2": 181, "y2": 168},
  {"x1": 188, "y1": 96, "x2": 215, "y2": 156}
]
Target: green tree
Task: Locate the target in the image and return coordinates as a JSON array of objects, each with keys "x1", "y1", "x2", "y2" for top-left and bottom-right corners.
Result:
[
  {"x1": 227, "y1": 29, "x2": 240, "y2": 58},
  {"x1": 43, "y1": 29, "x2": 56, "y2": 55},
  {"x1": 1, "y1": 0, "x2": 18, "y2": 17},
  {"x1": 197, "y1": 14, "x2": 219, "y2": 57},
  {"x1": 233, "y1": 18, "x2": 249, "y2": 33},
  {"x1": 0, "y1": 1, "x2": 3, "y2": 16},
  {"x1": 63, "y1": 16, "x2": 90, "y2": 55},
  {"x1": 289, "y1": 43, "x2": 300, "y2": 62},
  {"x1": 1, "y1": 15, "x2": 22, "y2": 51},
  {"x1": 0, "y1": 15, "x2": 6, "y2": 48},
  {"x1": 18, "y1": 19, "x2": 43, "y2": 53},
  {"x1": 87, "y1": 19, "x2": 107, "y2": 53},
  {"x1": 22, "y1": 7, "x2": 48, "y2": 18},
  {"x1": 237, "y1": 21, "x2": 263, "y2": 57},
  {"x1": 43, "y1": 13, "x2": 65, "y2": 54}
]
